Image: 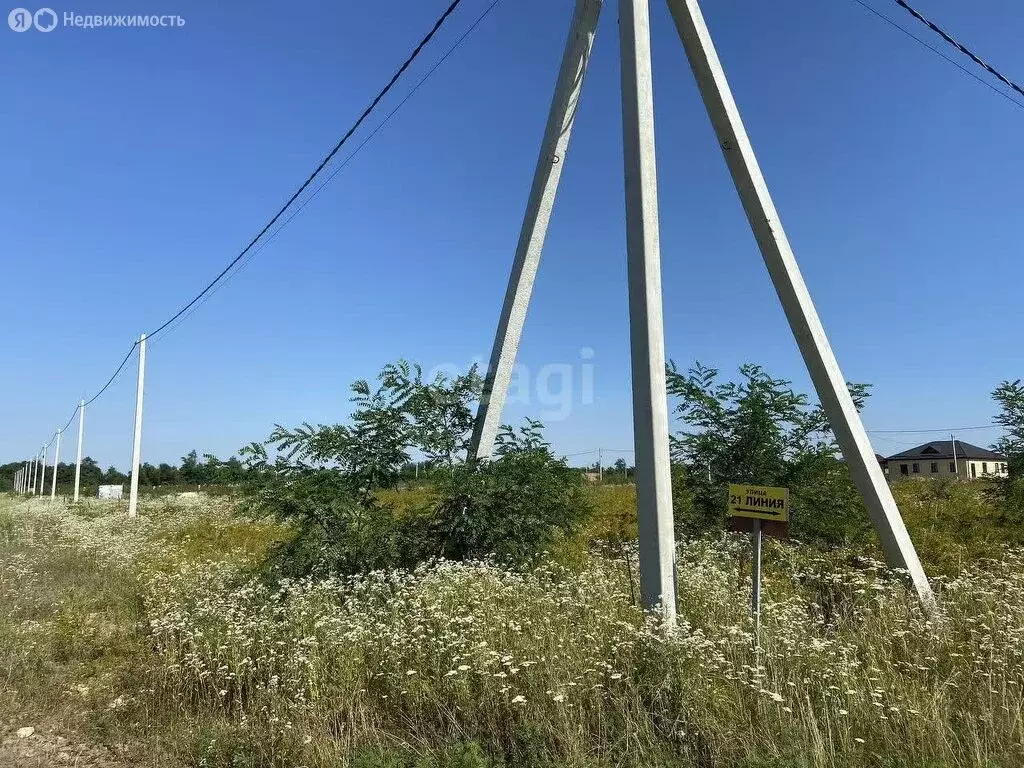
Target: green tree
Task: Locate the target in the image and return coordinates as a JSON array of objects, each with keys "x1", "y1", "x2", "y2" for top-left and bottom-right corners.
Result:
[
  {"x1": 102, "y1": 466, "x2": 127, "y2": 485},
  {"x1": 993, "y1": 379, "x2": 1024, "y2": 477},
  {"x1": 263, "y1": 360, "x2": 483, "y2": 497},
  {"x1": 179, "y1": 450, "x2": 201, "y2": 484},
  {"x1": 431, "y1": 419, "x2": 592, "y2": 565},
  {"x1": 987, "y1": 380, "x2": 1024, "y2": 525},
  {"x1": 666, "y1": 361, "x2": 870, "y2": 541},
  {"x1": 407, "y1": 366, "x2": 483, "y2": 468}
]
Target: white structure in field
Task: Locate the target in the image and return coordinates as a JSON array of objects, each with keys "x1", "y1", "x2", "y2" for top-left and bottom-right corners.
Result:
[{"x1": 98, "y1": 484, "x2": 124, "y2": 500}]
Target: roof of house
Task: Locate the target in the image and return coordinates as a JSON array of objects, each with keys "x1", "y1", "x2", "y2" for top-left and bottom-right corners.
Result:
[{"x1": 886, "y1": 440, "x2": 1005, "y2": 462}]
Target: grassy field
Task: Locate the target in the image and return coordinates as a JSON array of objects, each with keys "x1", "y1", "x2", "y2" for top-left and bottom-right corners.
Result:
[{"x1": 0, "y1": 488, "x2": 1021, "y2": 767}]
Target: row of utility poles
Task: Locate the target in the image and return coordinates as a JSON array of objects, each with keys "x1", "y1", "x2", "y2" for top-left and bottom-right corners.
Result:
[{"x1": 12, "y1": 333, "x2": 147, "y2": 519}]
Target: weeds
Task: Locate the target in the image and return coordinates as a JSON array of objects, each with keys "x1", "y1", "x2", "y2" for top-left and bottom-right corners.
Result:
[{"x1": 0, "y1": 490, "x2": 1022, "y2": 766}]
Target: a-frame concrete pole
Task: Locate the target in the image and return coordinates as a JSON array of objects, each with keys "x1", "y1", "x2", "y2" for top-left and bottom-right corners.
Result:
[
  {"x1": 74, "y1": 401, "x2": 85, "y2": 502},
  {"x1": 620, "y1": 0, "x2": 677, "y2": 624},
  {"x1": 468, "y1": 0, "x2": 603, "y2": 460},
  {"x1": 664, "y1": 0, "x2": 933, "y2": 608},
  {"x1": 128, "y1": 333, "x2": 146, "y2": 518}
]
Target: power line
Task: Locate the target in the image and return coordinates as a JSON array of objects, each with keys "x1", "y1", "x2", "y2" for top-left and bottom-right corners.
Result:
[
  {"x1": 847, "y1": 0, "x2": 1024, "y2": 110},
  {"x1": 893, "y1": 0, "x2": 1024, "y2": 101},
  {"x1": 83, "y1": 341, "x2": 140, "y2": 407},
  {"x1": 26, "y1": 0, "x2": 488, "y2": 452},
  {"x1": 866, "y1": 424, "x2": 998, "y2": 434},
  {"x1": 145, "y1": 0, "x2": 467, "y2": 343},
  {"x1": 148, "y1": 0, "x2": 502, "y2": 348}
]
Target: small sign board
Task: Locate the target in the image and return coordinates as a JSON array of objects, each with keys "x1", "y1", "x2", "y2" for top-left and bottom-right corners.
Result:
[
  {"x1": 727, "y1": 483, "x2": 792, "y2": 647},
  {"x1": 98, "y1": 484, "x2": 123, "y2": 500},
  {"x1": 728, "y1": 484, "x2": 789, "y2": 522}
]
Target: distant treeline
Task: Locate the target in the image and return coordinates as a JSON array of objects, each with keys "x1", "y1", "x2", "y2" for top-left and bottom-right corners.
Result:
[{"x1": 1, "y1": 450, "x2": 246, "y2": 493}]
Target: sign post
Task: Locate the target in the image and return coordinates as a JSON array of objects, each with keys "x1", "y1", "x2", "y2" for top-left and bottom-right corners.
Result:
[
  {"x1": 751, "y1": 518, "x2": 762, "y2": 645},
  {"x1": 728, "y1": 483, "x2": 790, "y2": 649}
]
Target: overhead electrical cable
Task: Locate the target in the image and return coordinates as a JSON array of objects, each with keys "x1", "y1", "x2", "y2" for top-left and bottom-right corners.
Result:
[
  {"x1": 145, "y1": 0, "x2": 468, "y2": 343},
  {"x1": 893, "y1": 0, "x2": 1024, "y2": 100},
  {"x1": 25, "y1": 0, "x2": 489, "y2": 451},
  {"x1": 148, "y1": 0, "x2": 502, "y2": 347},
  {"x1": 848, "y1": 0, "x2": 1024, "y2": 110},
  {"x1": 866, "y1": 424, "x2": 998, "y2": 434}
]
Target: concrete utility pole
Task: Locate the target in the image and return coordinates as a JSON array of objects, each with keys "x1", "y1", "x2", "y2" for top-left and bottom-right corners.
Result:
[
  {"x1": 663, "y1": 0, "x2": 932, "y2": 608},
  {"x1": 950, "y1": 434, "x2": 958, "y2": 480},
  {"x1": 467, "y1": 0, "x2": 603, "y2": 460},
  {"x1": 74, "y1": 401, "x2": 85, "y2": 502},
  {"x1": 29, "y1": 454, "x2": 36, "y2": 495},
  {"x1": 50, "y1": 428, "x2": 61, "y2": 500},
  {"x1": 38, "y1": 444, "x2": 47, "y2": 496},
  {"x1": 468, "y1": 0, "x2": 936, "y2": 617},
  {"x1": 619, "y1": 0, "x2": 677, "y2": 622},
  {"x1": 128, "y1": 333, "x2": 147, "y2": 518}
]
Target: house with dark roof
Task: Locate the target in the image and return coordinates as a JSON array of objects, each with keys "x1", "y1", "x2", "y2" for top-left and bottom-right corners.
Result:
[{"x1": 886, "y1": 440, "x2": 1008, "y2": 480}]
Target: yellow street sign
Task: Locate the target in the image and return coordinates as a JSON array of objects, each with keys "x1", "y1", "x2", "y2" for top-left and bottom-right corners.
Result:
[{"x1": 728, "y1": 484, "x2": 789, "y2": 522}]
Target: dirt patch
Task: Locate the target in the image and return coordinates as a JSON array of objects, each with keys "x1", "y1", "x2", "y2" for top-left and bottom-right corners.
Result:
[{"x1": 0, "y1": 725, "x2": 129, "y2": 768}]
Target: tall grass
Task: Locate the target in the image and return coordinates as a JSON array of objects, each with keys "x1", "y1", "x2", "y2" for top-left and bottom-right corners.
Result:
[{"x1": 0, "y1": 490, "x2": 1021, "y2": 766}]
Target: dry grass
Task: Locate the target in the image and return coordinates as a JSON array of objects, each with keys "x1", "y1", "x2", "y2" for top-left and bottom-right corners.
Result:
[{"x1": 0, "y1": 490, "x2": 1021, "y2": 766}]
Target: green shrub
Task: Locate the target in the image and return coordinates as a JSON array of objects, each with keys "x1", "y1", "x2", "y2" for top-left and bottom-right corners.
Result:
[
  {"x1": 240, "y1": 465, "x2": 420, "y2": 578},
  {"x1": 430, "y1": 422, "x2": 592, "y2": 566}
]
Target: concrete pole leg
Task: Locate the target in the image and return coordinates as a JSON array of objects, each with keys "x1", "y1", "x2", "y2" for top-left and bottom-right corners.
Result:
[
  {"x1": 664, "y1": 0, "x2": 933, "y2": 609},
  {"x1": 468, "y1": 0, "x2": 604, "y2": 460},
  {"x1": 620, "y1": 0, "x2": 677, "y2": 624}
]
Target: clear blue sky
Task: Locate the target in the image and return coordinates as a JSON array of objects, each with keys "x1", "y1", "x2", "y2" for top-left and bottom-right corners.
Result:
[{"x1": 2, "y1": 0, "x2": 1020, "y2": 471}]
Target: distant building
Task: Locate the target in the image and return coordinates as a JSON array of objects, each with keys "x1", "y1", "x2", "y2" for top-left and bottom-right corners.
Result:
[
  {"x1": 875, "y1": 454, "x2": 889, "y2": 476},
  {"x1": 98, "y1": 484, "x2": 124, "y2": 499},
  {"x1": 886, "y1": 440, "x2": 1008, "y2": 480}
]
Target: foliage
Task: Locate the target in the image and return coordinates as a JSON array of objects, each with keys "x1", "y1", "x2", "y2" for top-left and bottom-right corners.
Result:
[
  {"x1": 236, "y1": 445, "x2": 408, "y2": 577},
  {"x1": 980, "y1": 380, "x2": 1024, "y2": 529},
  {"x1": 2, "y1": 451, "x2": 247, "y2": 497},
  {"x1": 242, "y1": 379, "x2": 585, "y2": 574},
  {"x1": 429, "y1": 419, "x2": 592, "y2": 566},
  {"x1": 407, "y1": 365, "x2": 483, "y2": 468},
  {"x1": 665, "y1": 360, "x2": 871, "y2": 543},
  {"x1": 256, "y1": 360, "x2": 482, "y2": 501},
  {"x1": 993, "y1": 379, "x2": 1024, "y2": 476},
  {"x1": 4, "y1": 495, "x2": 1024, "y2": 767}
]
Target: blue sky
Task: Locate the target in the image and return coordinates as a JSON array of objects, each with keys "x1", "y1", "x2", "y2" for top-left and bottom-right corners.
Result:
[{"x1": 2, "y1": 0, "x2": 1020, "y2": 471}]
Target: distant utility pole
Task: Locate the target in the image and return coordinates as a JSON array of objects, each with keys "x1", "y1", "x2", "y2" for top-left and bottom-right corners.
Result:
[
  {"x1": 29, "y1": 453, "x2": 36, "y2": 495},
  {"x1": 598, "y1": 448, "x2": 603, "y2": 482},
  {"x1": 50, "y1": 428, "x2": 61, "y2": 500},
  {"x1": 951, "y1": 434, "x2": 958, "y2": 479},
  {"x1": 128, "y1": 333, "x2": 147, "y2": 518},
  {"x1": 38, "y1": 444, "x2": 46, "y2": 496},
  {"x1": 74, "y1": 401, "x2": 85, "y2": 502}
]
